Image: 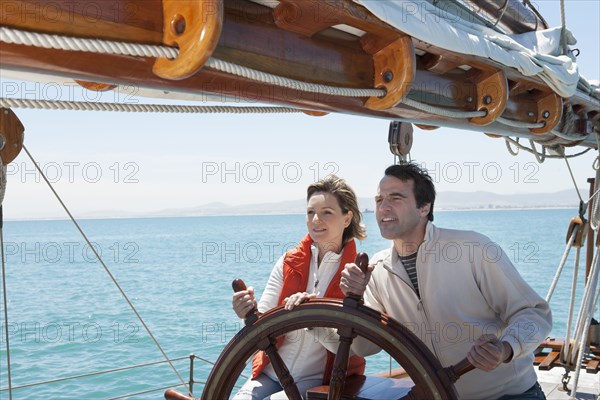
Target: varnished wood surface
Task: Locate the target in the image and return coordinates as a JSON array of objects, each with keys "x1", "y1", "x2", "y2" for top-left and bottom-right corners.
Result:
[
  {"x1": 164, "y1": 389, "x2": 195, "y2": 400},
  {"x1": 534, "y1": 339, "x2": 600, "y2": 374},
  {"x1": 468, "y1": 70, "x2": 508, "y2": 126},
  {"x1": 365, "y1": 35, "x2": 415, "y2": 110},
  {"x1": 1, "y1": 0, "x2": 164, "y2": 42},
  {"x1": 201, "y1": 299, "x2": 458, "y2": 399},
  {"x1": 153, "y1": 0, "x2": 223, "y2": 79},
  {"x1": 1, "y1": 0, "x2": 598, "y2": 145},
  {"x1": 0, "y1": 108, "x2": 24, "y2": 164}
]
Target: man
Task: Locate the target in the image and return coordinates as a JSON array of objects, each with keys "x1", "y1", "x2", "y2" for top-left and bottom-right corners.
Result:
[{"x1": 341, "y1": 163, "x2": 551, "y2": 399}]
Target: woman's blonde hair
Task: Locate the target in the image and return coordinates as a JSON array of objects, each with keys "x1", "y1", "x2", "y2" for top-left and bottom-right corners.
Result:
[{"x1": 307, "y1": 175, "x2": 367, "y2": 244}]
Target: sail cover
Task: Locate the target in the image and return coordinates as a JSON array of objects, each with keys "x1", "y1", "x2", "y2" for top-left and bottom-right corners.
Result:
[{"x1": 353, "y1": 0, "x2": 582, "y2": 98}]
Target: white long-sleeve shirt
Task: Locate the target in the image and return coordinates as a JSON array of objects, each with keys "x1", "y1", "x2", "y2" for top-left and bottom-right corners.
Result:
[{"x1": 257, "y1": 244, "x2": 342, "y2": 382}]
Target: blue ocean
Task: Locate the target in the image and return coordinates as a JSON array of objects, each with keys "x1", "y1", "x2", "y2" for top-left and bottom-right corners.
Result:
[{"x1": 0, "y1": 209, "x2": 595, "y2": 399}]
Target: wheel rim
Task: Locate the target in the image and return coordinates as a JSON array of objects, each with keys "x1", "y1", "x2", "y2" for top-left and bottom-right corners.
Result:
[{"x1": 202, "y1": 299, "x2": 457, "y2": 400}]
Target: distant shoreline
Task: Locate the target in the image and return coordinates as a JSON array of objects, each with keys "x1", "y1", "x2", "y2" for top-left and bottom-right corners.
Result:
[
  {"x1": 6, "y1": 188, "x2": 582, "y2": 222},
  {"x1": 436, "y1": 206, "x2": 575, "y2": 212},
  {"x1": 5, "y1": 206, "x2": 576, "y2": 222}
]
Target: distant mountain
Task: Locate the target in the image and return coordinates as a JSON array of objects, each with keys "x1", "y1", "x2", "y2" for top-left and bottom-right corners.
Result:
[
  {"x1": 434, "y1": 189, "x2": 582, "y2": 210},
  {"x1": 149, "y1": 199, "x2": 307, "y2": 217},
  {"x1": 75, "y1": 188, "x2": 583, "y2": 219}
]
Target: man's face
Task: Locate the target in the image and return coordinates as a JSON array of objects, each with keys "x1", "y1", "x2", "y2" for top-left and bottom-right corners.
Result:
[{"x1": 375, "y1": 176, "x2": 429, "y2": 242}]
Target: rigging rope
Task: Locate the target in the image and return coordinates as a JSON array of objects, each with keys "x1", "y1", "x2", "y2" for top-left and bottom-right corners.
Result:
[
  {"x1": 504, "y1": 137, "x2": 591, "y2": 159},
  {"x1": 522, "y1": 0, "x2": 550, "y2": 29},
  {"x1": 529, "y1": 139, "x2": 546, "y2": 163},
  {"x1": 491, "y1": 0, "x2": 509, "y2": 28},
  {"x1": 0, "y1": 95, "x2": 489, "y2": 120},
  {"x1": 563, "y1": 156, "x2": 585, "y2": 204},
  {"x1": 496, "y1": 116, "x2": 544, "y2": 129},
  {"x1": 402, "y1": 98, "x2": 486, "y2": 119},
  {"x1": 590, "y1": 136, "x2": 600, "y2": 230},
  {"x1": 0, "y1": 356, "x2": 191, "y2": 391},
  {"x1": 570, "y1": 246, "x2": 600, "y2": 394},
  {"x1": 204, "y1": 58, "x2": 384, "y2": 98},
  {"x1": 0, "y1": 27, "x2": 384, "y2": 99},
  {"x1": 504, "y1": 137, "x2": 519, "y2": 156},
  {"x1": 0, "y1": 26, "x2": 176, "y2": 58},
  {"x1": 1, "y1": 26, "x2": 498, "y2": 120},
  {"x1": 546, "y1": 226, "x2": 577, "y2": 302},
  {"x1": 571, "y1": 249, "x2": 599, "y2": 353},
  {"x1": 0, "y1": 98, "x2": 303, "y2": 114},
  {"x1": 551, "y1": 129, "x2": 589, "y2": 142},
  {"x1": 561, "y1": 245, "x2": 581, "y2": 365},
  {"x1": 0, "y1": 210, "x2": 11, "y2": 400},
  {"x1": 590, "y1": 165, "x2": 600, "y2": 230},
  {"x1": 561, "y1": 137, "x2": 600, "y2": 226},
  {"x1": 0, "y1": 156, "x2": 6, "y2": 205},
  {"x1": 534, "y1": 135, "x2": 571, "y2": 147},
  {"x1": 559, "y1": 0, "x2": 568, "y2": 55},
  {"x1": 0, "y1": 353, "x2": 229, "y2": 394},
  {"x1": 21, "y1": 145, "x2": 191, "y2": 396},
  {"x1": 0, "y1": 155, "x2": 12, "y2": 400}
]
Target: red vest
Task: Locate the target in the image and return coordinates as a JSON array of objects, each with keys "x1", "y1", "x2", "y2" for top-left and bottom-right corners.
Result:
[{"x1": 251, "y1": 234, "x2": 366, "y2": 384}]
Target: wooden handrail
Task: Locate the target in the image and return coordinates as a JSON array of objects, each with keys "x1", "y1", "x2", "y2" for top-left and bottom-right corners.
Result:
[{"x1": 164, "y1": 389, "x2": 195, "y2": 400}]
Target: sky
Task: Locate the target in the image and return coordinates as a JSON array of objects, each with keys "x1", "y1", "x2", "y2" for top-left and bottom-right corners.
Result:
[{"x1": 0, "y1": 0, "x2": 598, "y2": 219}]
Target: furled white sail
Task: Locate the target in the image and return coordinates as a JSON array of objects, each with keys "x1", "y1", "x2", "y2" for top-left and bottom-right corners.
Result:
[{"x1": 354, "y1": 0, "x2": 584, "y2": 98}]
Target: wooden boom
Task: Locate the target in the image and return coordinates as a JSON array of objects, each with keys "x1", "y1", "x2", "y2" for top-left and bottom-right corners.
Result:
[{"x1": 1, "y1": 0, "x2": 598, "y2": 146}]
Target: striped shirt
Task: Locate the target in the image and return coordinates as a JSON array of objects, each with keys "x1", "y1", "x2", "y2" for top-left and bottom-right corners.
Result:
[{"x1": 398, "y1": 252, "x2": 419, "y2": 297}]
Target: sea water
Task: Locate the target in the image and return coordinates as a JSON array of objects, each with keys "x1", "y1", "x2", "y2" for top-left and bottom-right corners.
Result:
[{"x1": 0, "y1": 209, "x2": 595, "y2": 399}]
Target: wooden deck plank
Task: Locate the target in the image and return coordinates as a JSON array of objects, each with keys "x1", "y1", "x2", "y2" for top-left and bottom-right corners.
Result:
[
  {"x1": 539, "y1": 351, "x2": 561, "y2": 370},
  {"x1": 586, "y1": 360, "x2": 599, "y2": 374}
]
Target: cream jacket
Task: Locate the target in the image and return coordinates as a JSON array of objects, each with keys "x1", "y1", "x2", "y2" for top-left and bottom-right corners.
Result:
[{"x1": 362, "y1": 222, "x2": 552, "y2": 400}]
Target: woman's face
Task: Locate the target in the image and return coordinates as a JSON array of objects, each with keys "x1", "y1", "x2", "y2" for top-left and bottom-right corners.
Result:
[{"x1": 306, "y1": 191, "x2": 352, "y2": 252}]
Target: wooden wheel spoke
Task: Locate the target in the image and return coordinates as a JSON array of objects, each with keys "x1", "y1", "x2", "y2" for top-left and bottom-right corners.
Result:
[
  {"x1": 258, "y1": 336, "x2": 302, "y2": 400},
  {"x1": 327, "y1": 327, "x2": 357, "y2": 400}
]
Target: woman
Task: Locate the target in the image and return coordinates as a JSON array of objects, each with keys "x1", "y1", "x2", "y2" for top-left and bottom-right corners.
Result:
[{"x1": 232, "y1": 175, "x2": 367, "y2": 400}]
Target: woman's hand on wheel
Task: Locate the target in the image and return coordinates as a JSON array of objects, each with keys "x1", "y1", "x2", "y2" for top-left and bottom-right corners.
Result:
[
  {"x1": 232, "y1": 287, "x2": 257, "y2": 319},
  {"x1": 283, "y1": 292, "x2": 316, "y2": 310}
]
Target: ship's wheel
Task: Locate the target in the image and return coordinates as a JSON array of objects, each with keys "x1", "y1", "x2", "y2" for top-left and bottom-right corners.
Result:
[
  {"x1": 165, "y1": 255, "x2": 474, "y2": 400},
  {"x1": 171, "y1": 297, "x2": 471, "y2": 400}
]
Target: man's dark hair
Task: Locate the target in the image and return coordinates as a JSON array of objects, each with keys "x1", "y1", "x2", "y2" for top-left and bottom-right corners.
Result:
[{"x1": 384, "y1": 163, "x2": 435, "y2": 221}]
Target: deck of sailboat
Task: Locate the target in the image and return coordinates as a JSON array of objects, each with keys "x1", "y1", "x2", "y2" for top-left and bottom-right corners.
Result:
[
  {"x1": 537, "y1": 368, "x2": 599, "y2": 400},
  {"x1": 296, "y1": 367, "x2": 600, "y2": 400}
]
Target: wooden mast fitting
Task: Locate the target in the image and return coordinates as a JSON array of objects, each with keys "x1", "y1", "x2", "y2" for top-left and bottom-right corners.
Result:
[{"x1": 153, "y1": 0, "x2": 224, "y2": 80}]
